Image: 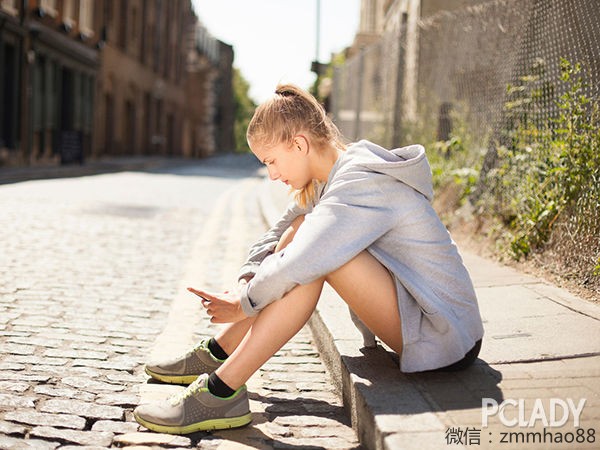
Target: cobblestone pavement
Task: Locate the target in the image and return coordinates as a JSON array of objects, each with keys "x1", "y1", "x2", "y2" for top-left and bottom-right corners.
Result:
[{"x1": 0, "y1": 155, "x2": 359, "y2": 449}]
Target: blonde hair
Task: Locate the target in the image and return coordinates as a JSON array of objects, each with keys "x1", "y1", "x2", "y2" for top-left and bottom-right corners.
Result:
[{"x1": 247, "y1": 84, "x2": 345, "y2": 207}]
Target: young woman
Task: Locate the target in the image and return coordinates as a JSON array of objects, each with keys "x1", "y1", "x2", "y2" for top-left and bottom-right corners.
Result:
[{"x1": 134, "y1": 84, "x2": 484, "y2": 434}]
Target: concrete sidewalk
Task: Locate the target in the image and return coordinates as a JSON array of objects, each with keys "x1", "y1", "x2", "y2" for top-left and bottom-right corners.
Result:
[
  {"x1": 0, "y1": 155, "x2": 227, "y2": 185},
  {"x1": 260, "y1": 177, "x2": 600, "y2": 450}
]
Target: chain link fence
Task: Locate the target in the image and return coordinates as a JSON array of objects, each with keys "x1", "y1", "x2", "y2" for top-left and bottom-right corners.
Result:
[{"x1": 331, "y1": 0, "x2": 599, "y2": 292}]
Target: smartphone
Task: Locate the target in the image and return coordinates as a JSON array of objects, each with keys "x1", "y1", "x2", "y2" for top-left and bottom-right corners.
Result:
[{"x1": 187, "y1": 287, "x2": 210, "y2": 303}]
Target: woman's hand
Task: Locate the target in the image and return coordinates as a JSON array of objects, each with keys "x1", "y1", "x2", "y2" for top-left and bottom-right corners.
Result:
[{"x1": 187, "y1": 287, "x2": 247, "y2": 323}]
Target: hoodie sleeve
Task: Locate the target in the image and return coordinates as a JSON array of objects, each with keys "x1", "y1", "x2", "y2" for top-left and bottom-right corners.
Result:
[
  {"x1": 240, "y1": 169, "x2": 398, "y2": 316},
  {"x1": 237, "y1": 200, "x2": 312, "y2": 281}
]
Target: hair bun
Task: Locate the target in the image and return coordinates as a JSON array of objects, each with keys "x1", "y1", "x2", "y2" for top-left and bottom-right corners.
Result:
[{"x1": 275, "y1": 85, "x2": 298, "y2": 97}]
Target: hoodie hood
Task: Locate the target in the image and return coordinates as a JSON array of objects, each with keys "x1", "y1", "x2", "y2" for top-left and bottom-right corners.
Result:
[{"x1": 345, "y1": 140, "x2": 434, "y2": 201}]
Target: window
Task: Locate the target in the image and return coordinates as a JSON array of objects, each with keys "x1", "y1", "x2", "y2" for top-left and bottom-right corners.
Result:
[
  {"x1": 118, "y1": 1, "x2": 127, "y2": 49},
  {"x1": 131, "y1": 6, "x2": 138, "y2": 42},
  {"x1": 40, "y1": 0, "x2": 57, "y2": 17},
  {"x1": 1, "y1": 0, "x2": 18, "y2": 16},
  {"x1": 79, "y1": 0, "x2": 94, "y2": 38},
  {"x1": 104, "y1": 93, "x2": 114, "y2": 153},
  {"x1": 62, "y1": 0, "x2": 76, "y2": 30},
  {"x1": 0, "y1": 42, "x2": 19, "y2": 149},
  {"x1": 140, "y1": 1, "x2": 148, "y2": 63}
]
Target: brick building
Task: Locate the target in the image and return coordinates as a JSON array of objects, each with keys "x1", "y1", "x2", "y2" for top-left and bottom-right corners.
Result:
[
  {"x1": 183, "y1": 24, "x2": 234, "y2": 157},
  {"x1": 0, "y1": 0, "x2": 100, "y2": 166},
  {"x1": 0, "y1": 0, "x2": 234, "y2": 167}
]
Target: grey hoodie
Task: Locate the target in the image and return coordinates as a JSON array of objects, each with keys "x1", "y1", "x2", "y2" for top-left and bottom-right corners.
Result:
[{"x1": 239, "y1": 140, "x2": 484, "y2": 372}]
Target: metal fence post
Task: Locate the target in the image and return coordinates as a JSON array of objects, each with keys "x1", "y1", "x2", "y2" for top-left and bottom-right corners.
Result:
[
  {"x1": 354, "y1": 47, "x2": 365, "y2": 141},
  {"x1": 392, "y1": 15, "x2": 408, "y2": 148}
]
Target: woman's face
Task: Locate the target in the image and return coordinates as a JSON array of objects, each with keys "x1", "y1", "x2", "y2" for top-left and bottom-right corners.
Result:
[{"x1": 250, "y1": 138, "x2": 312, "y2": 190}]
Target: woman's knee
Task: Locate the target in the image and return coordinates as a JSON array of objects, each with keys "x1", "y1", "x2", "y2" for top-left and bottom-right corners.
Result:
[
  {"x1": 324, "y1": 251, "x2": 403, "y2": 353},
  {"x1": 275, "y1": 215, "x2": 305, "y2": 252}
]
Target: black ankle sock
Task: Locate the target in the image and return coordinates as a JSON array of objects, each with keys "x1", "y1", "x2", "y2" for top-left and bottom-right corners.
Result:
[
  {"x1": 208, "y1": 338, "x2": 229, "y2": 360},
  {"x1": 207, "y1": 372, "x2": 236, "y2": 398}
]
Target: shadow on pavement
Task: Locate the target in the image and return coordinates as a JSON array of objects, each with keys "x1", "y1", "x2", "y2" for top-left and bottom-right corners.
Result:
[
  {"x1": 181, "y1": 391, "x2": 362, "y2": 449},
  {"x1": 342, "y1": 346, "x2": 504, "y2": 416},
  {"x1": 147, "y1": 153, "x2": 264, "y2": 180}
]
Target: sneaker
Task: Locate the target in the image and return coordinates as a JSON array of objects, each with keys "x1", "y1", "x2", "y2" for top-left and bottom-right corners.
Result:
[
  {"x1": 145, "y1": 339, "x2": 224, "y2": 384},
  {"x1": 134, "y1": 373, "x2": 252, "y2": 434}
]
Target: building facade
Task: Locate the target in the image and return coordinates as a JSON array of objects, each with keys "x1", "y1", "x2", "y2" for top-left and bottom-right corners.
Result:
[
  {"x1": 98, "y1": 0, "x2": 188, "y2": 158},
  {"x1": 92, "y1": 0, "x2": 235, "y2": 158},
  {"x1": 0, "y1": 0, "x2": 101, "y2": 166},
  {"x1": 0, "y1": 0, "x2": 234, "y2": 168},
  {"x1": 331, "y1": 0, "x2": 492, "y2": 143},
  {"x1": 183, "y1": 23, "x2": 234, "y2": 158}
]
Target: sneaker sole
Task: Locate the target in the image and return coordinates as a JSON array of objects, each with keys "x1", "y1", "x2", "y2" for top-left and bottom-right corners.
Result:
[
  {"x1": 145, "y1": 367, "x2": 201, "y2": 385},
  {"x1": 134, "y1": 411, "x2": 252, "y2": 434}
]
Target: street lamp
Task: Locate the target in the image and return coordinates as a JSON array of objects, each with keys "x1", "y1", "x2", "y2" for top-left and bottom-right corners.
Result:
[{"x1": 311, "y1": 0, "x2": 324, "y2": 77}]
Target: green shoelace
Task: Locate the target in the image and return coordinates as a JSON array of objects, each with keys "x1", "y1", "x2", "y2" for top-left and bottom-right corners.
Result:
[{"x1": 169, "y1": 375, "x2": 207, "y2": 406}]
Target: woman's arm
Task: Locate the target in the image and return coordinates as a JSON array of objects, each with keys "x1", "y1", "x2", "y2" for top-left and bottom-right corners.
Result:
[
  {"x1": 237, "y1": 200, "x2": 313, "y2": 281},
  {"x1": 240, "y1": 171, "x2": 401, "y2": 316}
]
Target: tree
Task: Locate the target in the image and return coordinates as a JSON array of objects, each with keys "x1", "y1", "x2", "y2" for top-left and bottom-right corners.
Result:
[{"x1": 232, "y1": 68, "x2": 256, "y2": 152}]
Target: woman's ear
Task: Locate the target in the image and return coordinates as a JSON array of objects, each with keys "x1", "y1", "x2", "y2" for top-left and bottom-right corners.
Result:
[{"x1": 294, "y1": 135, "x2": 310, "y2": 155}]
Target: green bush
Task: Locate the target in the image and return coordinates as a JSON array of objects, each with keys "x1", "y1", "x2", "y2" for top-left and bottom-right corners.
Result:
[
  {"x1": 232, "y1": 68, "x2": 256, "y2": 152},
  {"x1": 489, "y1": 59, "x2": 600, "y2": 259},
  {"x1": 428, "y1": 112, "x2": 485, "y2": 205}
]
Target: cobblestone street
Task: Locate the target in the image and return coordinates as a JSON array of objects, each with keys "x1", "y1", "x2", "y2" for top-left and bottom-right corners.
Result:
[{"x1": 0, "y1": 155, "x2": 359, "y2": 449}]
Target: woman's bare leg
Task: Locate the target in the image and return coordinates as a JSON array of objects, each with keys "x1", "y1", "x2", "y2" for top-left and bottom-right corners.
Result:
[
  {"x1": 215, "y1": 255, "x2": 402, "y2": 391},
  {"x1": 276, "y1": 216, "x2": 305, "y2": 251},
  {"x1": 213, "y1": 215, "x2": 402, "y2": 390},
  {"x1": 210, "y1": 216, "x2": 306, "y2": 356},
  {"x1": 212, "y1": 318, "x2": 255, "y2": 356},
  {"x1": 216, "y1": 278, "x2": 324, "y2": 389},
  {"x1": 326, "y1": 251, "x2": 403, "y2": 354}
]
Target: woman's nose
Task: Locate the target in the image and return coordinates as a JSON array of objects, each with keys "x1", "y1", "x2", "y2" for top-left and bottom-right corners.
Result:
[{"x1": 267, "y1": 165, "x2": 280, "y2": 181}]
